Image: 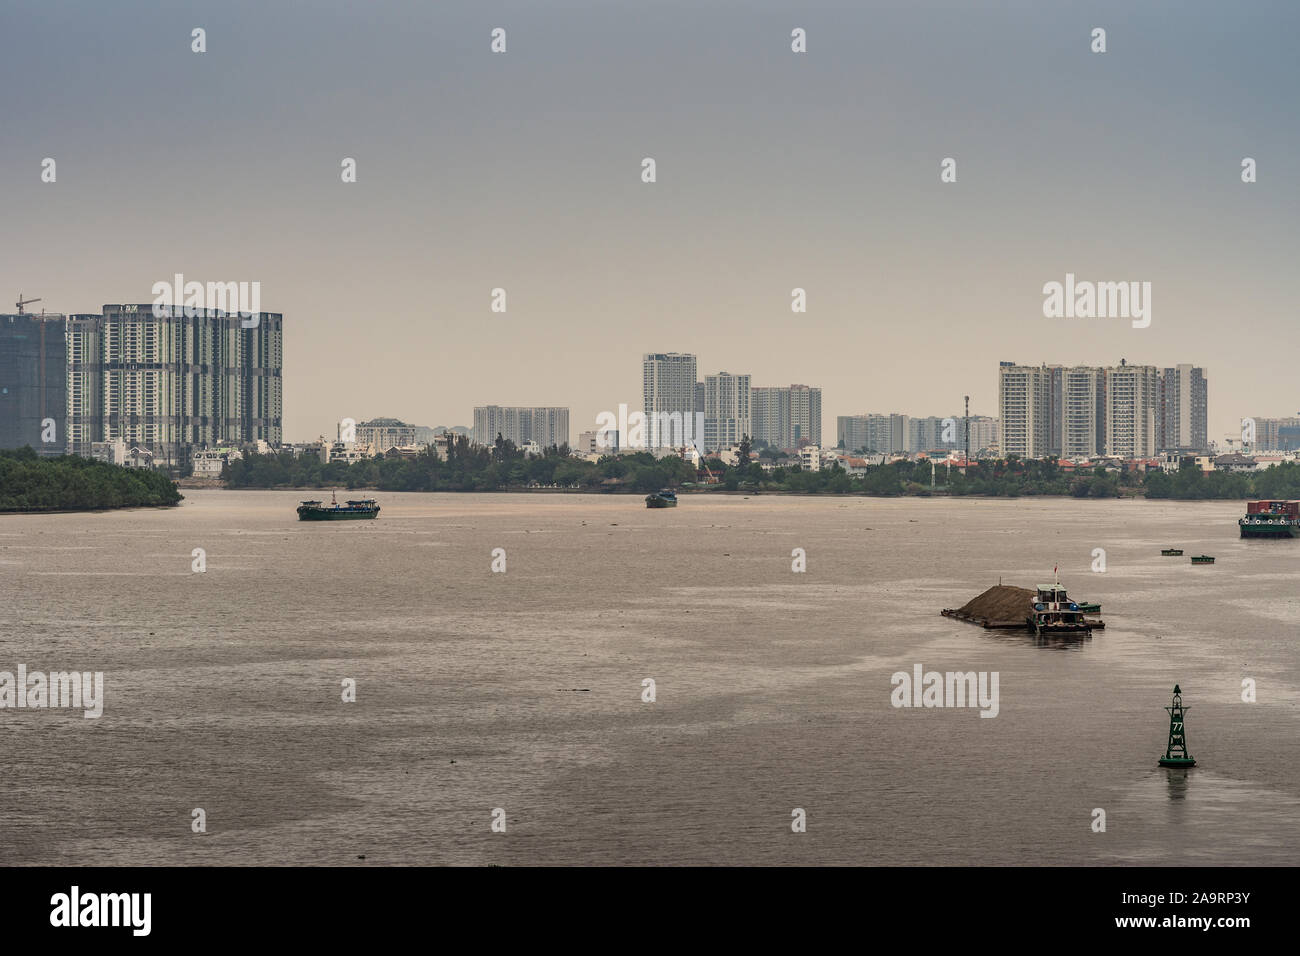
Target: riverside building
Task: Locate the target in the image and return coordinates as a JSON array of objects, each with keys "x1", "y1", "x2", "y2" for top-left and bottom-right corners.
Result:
[
  {"x1": 65, "y1": 304, "x2": 282, "y2": 468},
  {"x1": 641, "y1": 352, "x2": 697, "y2": 448},
  {"x1": 997, "y1": 360, "x2": 1207, "y2": 458},
  {"x1": 471, "y1": 406, "x2": 570, "y2": 448},
  {"x1": 0, "y1": 312, "x2": 67, "y2": 456},
  {"x1": 751, "y1": 384, "x2": 822, "y2": 450}
]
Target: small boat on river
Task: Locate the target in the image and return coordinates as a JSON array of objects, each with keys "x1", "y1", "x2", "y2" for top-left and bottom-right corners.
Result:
[{"x1": 297, "y1": 489, "x2": 380, "y2": 521}]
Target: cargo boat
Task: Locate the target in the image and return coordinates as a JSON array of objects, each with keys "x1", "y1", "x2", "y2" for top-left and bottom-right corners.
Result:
[
  {"x1": 1160, "y1": 548, "x2": 1183, "y2": 556},
  {"x1": 940, "y1": 576, "x2": 1102, "y2": 633},
  {"x1": 297, "y1": 490, "x2": 380, "y2": 520},
  {"x1": 645, "y1": 489, "x2": 677, "y2": 509},
  {"x1": 1239, "y1": 500, "x2": 1300, "y2": 538},
  {"x1": 1190, "y1": 554, "x2": 1215, "y2": 565},
  {"x1": 1027, "y1": 579, "x2": 1093, "y2": 635}
]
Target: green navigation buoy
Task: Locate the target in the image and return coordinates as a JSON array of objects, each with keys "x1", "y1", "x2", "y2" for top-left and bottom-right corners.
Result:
[{"x1": 1157, "y1": 684, "x2": 1196, "y2": 768}]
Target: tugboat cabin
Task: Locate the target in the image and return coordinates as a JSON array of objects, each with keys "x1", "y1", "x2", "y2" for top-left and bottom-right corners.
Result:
[
  {"x1": 1035, "y1": 583, "x2": 1073, "y2": 607},
  {"x1": 1028, "y1": 581, "x2": 1090, "y2": 634}
]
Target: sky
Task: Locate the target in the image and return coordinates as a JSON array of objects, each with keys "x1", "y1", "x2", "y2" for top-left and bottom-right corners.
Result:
[{"x1": 3, "y1": 0, "x2": 1297, "y2": 445}]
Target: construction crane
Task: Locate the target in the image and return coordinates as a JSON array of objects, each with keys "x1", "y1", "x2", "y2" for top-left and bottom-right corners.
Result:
[
  {"x1": 683, "y1": 440, "x2": 718, "y2": 484},
  {"x1": 16, "y1": 294, "x2": 41, "y2": 315},
  {"x1": 699, "y1": 456, "x2": 717, "y2": 484}
]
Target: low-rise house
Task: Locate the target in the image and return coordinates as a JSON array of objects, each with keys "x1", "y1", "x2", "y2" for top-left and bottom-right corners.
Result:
[
  {"x1": 1214, "y1": 453, "x2": 1257, "y2": 473},
  {"x1": 327, "y1": 441, "x2": 372, "y2": 464},
  {"x1": 381, "y1": 445, "x2": 422, "y2": 460},
  {"x1": 192, "y1": 447, "x2": 242, "y2": 477},
  {"x1": 836, "y1": 456, "x2": 872, "y2": 476},
  {"x1": 90, "y1": 439, "x2": 127, "y2": 466}
]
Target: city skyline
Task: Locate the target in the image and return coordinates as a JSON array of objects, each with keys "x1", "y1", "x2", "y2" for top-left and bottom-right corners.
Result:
[
  {"x1": 6, "y1": 293, "x2": 1269, "y2": 451},
  {"x1": 3, "y1": 305, "x2": 1253, "y2": 459},
  {"x1": 5, "y1": 1, "x2": 1297, "y2": 450}
]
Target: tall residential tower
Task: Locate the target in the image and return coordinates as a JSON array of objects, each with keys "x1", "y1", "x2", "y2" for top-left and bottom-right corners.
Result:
[
  {"x1": 642, "y1": 352, "x2": 697, "y2": 448},
  {"x1": 998, "y1": 360, "x2": 1206, "y2": 458},
  {"x1": 66, "y1": 304, "x2": 283, "y2": 467}
]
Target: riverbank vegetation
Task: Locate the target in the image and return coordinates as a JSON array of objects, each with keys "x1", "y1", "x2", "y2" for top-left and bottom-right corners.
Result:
[
  {"x1": 226, "y1": 436, "x2": 697, "y2": 493},
  {"x1": 221, "y1": 436, "x2": 1300, "y2": 501},
  {"x1": 0, "y1": 447, "x2": 184, "y2": 512}
]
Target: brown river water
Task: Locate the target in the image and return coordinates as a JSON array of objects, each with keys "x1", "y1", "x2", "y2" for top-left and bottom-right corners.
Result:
[{"x1": 1, "y1": 491, "x2": 1297, "y2": 865}]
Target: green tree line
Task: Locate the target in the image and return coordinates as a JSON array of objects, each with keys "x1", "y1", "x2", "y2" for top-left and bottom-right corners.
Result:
[
  {"x1": 226, "y1": 435, "x2": 697, "y2": 493},
  {"x1": 221, "y1": 437, "x2": 1300, "y2": 501},
  {"x1": 0, "y1": 447, "x2": 184, "y2": 512}
]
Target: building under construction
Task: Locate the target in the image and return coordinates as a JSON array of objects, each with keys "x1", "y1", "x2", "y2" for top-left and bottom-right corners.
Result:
[{"x1": 0, "y1": 296, "x2": 68, "y2": 457}]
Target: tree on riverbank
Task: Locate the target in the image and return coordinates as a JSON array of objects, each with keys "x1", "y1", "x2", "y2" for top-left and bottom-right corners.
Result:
[
  {"x1": 1143, "y1": 460, "x2": 1300, "y2": 499},
  {"x1": 0, "y1": 447, "x2": 183, "y2": 511}
]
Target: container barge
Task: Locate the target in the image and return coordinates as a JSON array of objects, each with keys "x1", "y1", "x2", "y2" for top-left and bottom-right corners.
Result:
[{"x1": 1239, "y1": 500, "x2": 1300, "y2": 538}]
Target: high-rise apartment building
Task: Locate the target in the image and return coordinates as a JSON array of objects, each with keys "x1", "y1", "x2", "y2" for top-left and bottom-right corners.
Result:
[
  {"x1": 1060, "y1": 367, "x2": 1104, "y2": 458},
  {"x1": 910, "y1": 416, "x2": 967, "y2": 454},
  {"x1": 471, "y1": 406, "x2": 569, "y2": 448},
  {"x1": 1160, "y1": 365, "x2": 1208, "y2": 453},
  {"x1": 998, "y1": 360, "x2": 1205, "y2": 459},
  {"x1": 1103, "y1": 362, "x2": 1161, "y2": 458},
  {"x1": 997, "y1": 363, "x2": 1054, "y2": 457},
  {"x1": 752, "y1": 384, "x2": 822, "y2": 450},
  {"x1": 836, "y1": 413, "x2": 910, "y2": 454},
  {"x1": 641, "y1": 352, "x2": 697, "y2": 447},
  {"x1": 1249, "y1": 417, "x2": 1300, "y2": 451},
  {"x1": 0, "y1": 314, "x2": 67, "y2": 456},
  {"x1": 838, "y1": 412, "x2": 997, "y2": 457},
  {"x1": 967, "y1": 416, "x2": 1000, "y2": 456},
  {"x1": 702, "y1": 372, "x2": 751, "y2": 451},
  {"x1": 65, "y1": 304, "x2": 282, "y2": 467},
  {"x1": 837, "y1": 415, "x2": 868, "y2": 453}
]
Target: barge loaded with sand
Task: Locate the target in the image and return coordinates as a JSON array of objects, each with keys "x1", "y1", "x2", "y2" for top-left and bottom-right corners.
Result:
[{"x1": 942, "y1": 578, "x2": 1104, "y2": 635}]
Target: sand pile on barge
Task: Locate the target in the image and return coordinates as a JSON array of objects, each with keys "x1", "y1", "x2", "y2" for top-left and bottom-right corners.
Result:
[
  {"x1": 942, "y1": 583, "x2": 1106, "y2": 631},
  {"x1": 943, "y1": 585, "x2": 1035, "y2": 628}
]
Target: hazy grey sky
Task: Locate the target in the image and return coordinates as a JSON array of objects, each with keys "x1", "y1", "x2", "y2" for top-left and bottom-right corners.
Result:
[{"x1": 4, "y1": 0, "x2": 1297, "y2": 444}]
